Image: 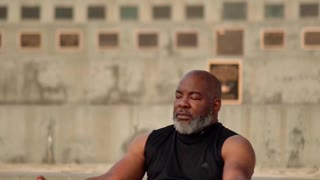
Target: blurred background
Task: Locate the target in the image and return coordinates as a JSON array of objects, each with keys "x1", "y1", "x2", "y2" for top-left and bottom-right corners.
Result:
[{"x1": 0, "y1": 0, "x2": 319, "y2": 179}]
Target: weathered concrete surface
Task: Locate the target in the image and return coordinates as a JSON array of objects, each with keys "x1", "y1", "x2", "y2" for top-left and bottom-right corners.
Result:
[
  {"x1": 0, "y1": 105, "x2": 319, "y2": 168},
  {"x1": 0, "y1": 106, "x2": 134, "y2": 164},
  {"x1": 0, "y1": 0, "x2": 319, "y2": 170},
  {"x1": 220, "y1": 105, "x2": 320, "y2": 168}
]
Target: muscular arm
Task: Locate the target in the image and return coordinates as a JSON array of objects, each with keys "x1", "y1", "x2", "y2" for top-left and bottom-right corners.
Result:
[
  {"x1": 86, "y1": 133, "x2": 149, "y2": 180},
  {"x1": 222, "y1": 135, "x2": 256, "y2": 180}
]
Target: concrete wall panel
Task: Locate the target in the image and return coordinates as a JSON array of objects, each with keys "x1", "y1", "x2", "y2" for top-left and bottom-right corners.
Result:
[{"x1": 0, "y1": 0, "x2": 319, "y2": 169}]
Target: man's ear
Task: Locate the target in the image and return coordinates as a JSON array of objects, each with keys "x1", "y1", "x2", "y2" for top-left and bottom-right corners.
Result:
[{"x1": 213, "y1": 99, "x2": 221, "y2": 113}]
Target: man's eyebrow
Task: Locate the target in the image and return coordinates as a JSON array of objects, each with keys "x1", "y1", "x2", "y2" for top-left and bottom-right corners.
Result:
[
  {"x1": 189, "y1": 91, "x2": 202, "y2": 96},
  {"x1": 175, "y1": 90, "x2": 202, "y2": 96}
]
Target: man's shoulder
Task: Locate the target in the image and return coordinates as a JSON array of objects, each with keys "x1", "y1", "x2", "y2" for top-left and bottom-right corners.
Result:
[
  {"x1": 223, "y1": 135, "x2": 252, "y2": 148},
  {"x1": 221, "y1": 134, "x2": 256, "y2": 177},
  {"x1": 222, "y1": 134, "x2": 255, "y2": 163}
]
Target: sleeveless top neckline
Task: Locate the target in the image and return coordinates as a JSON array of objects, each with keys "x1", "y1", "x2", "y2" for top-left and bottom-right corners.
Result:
[{"x1": 144, "y1": 122, "x2": 237, "y2": 180}]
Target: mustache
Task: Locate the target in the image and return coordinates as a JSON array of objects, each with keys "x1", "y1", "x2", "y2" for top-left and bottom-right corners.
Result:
[{"x1": 174, "y1": 110, "x2": 192, "y2": 117}]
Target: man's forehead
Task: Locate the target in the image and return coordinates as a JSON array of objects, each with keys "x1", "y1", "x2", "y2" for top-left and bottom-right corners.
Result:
[
  {"x1": 180, "y1": 73, "x2": 207, "y2": 85},
  {"x1": 177, "y1": 76, "x2": 208, "y2": 92}
]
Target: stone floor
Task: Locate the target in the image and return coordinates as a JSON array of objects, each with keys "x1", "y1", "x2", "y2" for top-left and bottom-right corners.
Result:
[{"x1": 0, "y1": 164, "x2": 319, "y2": 180}]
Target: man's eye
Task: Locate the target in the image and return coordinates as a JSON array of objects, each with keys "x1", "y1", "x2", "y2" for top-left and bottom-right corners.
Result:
[
  {"x1": 176, "y1": 94, "x2": 182, "y2": 99},
  {"x1": 190, "y1": 95, "x2": 201, "y2": 100}
]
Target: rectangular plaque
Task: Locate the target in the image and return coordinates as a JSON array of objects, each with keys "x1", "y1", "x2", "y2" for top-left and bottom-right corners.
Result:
[
  {"x1": 186, "y1": 5, "x2": 204, "y2": 19},
  {"x1": 138, "y1": 32, "x2": 158, "y2": 48},
  {"x1": 262, "y1": 30, "x2": 285, "y2": 49},
  {"x1": 153, "y1": 5, "x2": 171, "y2": 20},
  {"x1": 216, "y1": 29, "x2": 243, "y2": 55},
  {"x1": 304, "y1": 30, "x2": 320, "y2": 48},
  {"x1": 208, "y1": 61, "x2": 242, "y2": 104},
  {"x1": 57, "y1": 31, "x2": 81, "y2": 51},
  {"x1": 98, "y1": 32, "x2": 118, "y2": 48},
  {"x1": 20, "y1": 33, "x2": 41, "y2": 49},
  {"x1": 223, "y1": 2, "x2": 247, "y2": 20},
  {"x1": 265, "y1": 4, "x2": 284, "y2": 19},
  {"x1": 21, "y1": 6, "x2": 40, "y2": 20},
  {"x1": 0, "y1": 6, "x2": 7, "y2": 20},
  {"x1": 55, "y1": 6, "x2": 73, "y2": 20},
  {"x1": 120, "y1": 6, "x2": 138, "y2": 20},
  {"x1": 176, "y1": 32, "x2": 198, "y2": 48},
  {"x1": 60, "y1": 34, "x2": 79, "y2": 47},
  {"x1": 300, "y1": 3, "x2": 319, "y2": 17},
  {"x1": 88, "y1": 6, "x2": 105, "y2": 20}
]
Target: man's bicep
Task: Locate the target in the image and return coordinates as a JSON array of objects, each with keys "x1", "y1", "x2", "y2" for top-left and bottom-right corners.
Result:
[
  {"x1": 222, "y1": 135, "x2": 256, "y2": 180},
  {"x1": 88, "y1": 133, "x2": 149, "y2": 180}
]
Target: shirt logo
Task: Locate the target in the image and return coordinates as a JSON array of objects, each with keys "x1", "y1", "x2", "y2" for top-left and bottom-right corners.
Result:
[{"x1": 201, "y1": 162, "x2": 208, "y2": 169}]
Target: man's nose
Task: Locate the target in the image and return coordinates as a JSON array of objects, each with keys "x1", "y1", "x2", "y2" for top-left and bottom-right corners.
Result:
[{"x1": 178, "y1": 97, "x2": 190, "y2": 108}]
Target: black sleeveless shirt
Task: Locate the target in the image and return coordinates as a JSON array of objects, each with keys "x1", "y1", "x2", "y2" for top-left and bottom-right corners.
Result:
[{"x1": 144, "y1": 122, "x2": 237, "y2": 180}]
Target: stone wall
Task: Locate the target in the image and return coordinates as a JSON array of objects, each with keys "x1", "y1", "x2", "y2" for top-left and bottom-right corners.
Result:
[{"x1": 0, "y1": 0, "x2": 319, "y2": 168}]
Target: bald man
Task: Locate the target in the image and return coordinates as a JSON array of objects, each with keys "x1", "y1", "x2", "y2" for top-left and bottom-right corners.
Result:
[{"x1": 86, "y1": 70, "x2": 255, "y2": 180}]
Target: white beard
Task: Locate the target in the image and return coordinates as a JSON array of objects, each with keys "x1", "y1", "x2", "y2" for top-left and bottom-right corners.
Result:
[{"x1": 173, "y1": 109, "x2": 213, "y2": 135}]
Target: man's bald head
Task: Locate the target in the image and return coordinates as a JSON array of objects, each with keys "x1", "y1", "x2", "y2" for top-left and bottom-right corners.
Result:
[
  {"x1": 173, "y1": 70, "x2": 222, "y2": 134},
  {"x1": 180, "y1": 70, "x2": 222, "y2": 100}
]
